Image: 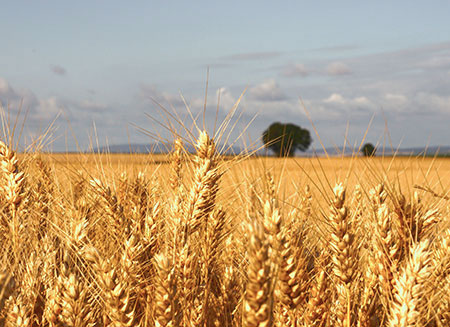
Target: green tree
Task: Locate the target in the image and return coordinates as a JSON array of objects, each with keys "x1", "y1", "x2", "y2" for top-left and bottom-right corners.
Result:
[
  {"x1": 361, "y1": 143, "x2": 376, "y2": 157},
  {"x1": 262, "y1": 122, "x2": 312, "y2": 157}
]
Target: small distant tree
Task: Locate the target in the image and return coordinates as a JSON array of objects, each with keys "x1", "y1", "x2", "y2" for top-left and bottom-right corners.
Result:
[
  {"x1": 361, "y1": 143, "x2": 376, "y2": 157},
  {"x1": 262, "y1": 122, "x2": 312, "y2": 157}
]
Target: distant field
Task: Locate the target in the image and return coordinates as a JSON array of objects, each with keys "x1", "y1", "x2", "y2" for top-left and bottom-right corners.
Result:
[{"x1": 38, "y1": 152, "x2": 450, "y2": 199}]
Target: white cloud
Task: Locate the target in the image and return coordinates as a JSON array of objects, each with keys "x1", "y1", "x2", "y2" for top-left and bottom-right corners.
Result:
[
  {"x1": 0, "y1": 77, "x2": 38, "y2": 113},
  {"x1": 419, "y1": 56, "x2": 450, "y2": 69},
  {"x1": 221, "y1": 51, "x2": 282, "y2": 61},
  {"x1": 36, "y1": 97, "x2": 64, "y2": 120},
  {"x1": 0, "y1": 77, "x2": 113, "y2": 131},
  {"x1": 380, "y1": 92, "x2": 450, "y2": 115},
  {"x1": 0, "y1": 78, "x2": 11, "y2": 93},
  {"x1": 282, "y1": 63, "x2": 309, "y2": 77},
  {"x1": 415, "y1": 92, "x2": 450, "y2": 114},
  {"x1": 326, "y1": 61, "x2": 352, "y2": 76},
  {"x1": 324, "y1": 93, "x2": 346, "y2": 104},
  {"x1": 248, "y1": 79, "x2": 288, "y2": 102},
  {"x1": 322, "y1": 93, "x2": 375, "y2": 112},
  {"x1": 353, "y1": 96, "x2": 370, "y2": 105},
  {"x1": 216, "y1": 87, "x2": 237, "y2": 110},
  {"x1": 140, "y1": 84, "x2": 185, "y2": 107},
  {"x1": 78, "y1": 100, "x2": 107, "y2": 112},
  {"x1": 384, "y1": 93, "x2": 408, "y2": 110},
  {"x1": 50, "y1": 65, "x2": 67, "y2": 76},
  {"x1": 311, "y1": 44, "x2": 359, "y2": 52},
  {"x1": 384, "y1": 93, "x2": 407, "y2": 103}
]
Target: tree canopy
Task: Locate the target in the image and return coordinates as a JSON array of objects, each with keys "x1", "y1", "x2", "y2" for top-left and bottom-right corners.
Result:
[
  {"x1": 361, "y1": 143, "x2": 376, "y2": 157},
  {"x1": 262, "y1": 122, "x2": 312, "y2": 157}
]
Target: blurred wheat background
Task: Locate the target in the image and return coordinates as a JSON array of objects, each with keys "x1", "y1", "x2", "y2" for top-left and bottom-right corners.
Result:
[{"x1": 0, "y1": 128, "x2": 448, "y2": 327}]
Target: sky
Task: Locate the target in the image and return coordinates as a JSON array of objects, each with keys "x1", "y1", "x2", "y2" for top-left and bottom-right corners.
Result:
[{"x1": 1, "y1": 1, "x2": 450, "y2": 152}]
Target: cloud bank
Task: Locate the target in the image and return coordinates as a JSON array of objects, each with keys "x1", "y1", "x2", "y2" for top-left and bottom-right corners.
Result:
[{"x1": 3, "y1": 41, "x2": 450, "y2": 150}]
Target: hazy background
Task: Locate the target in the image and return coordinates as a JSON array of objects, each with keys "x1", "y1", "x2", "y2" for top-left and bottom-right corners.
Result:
[{"x1": 1, "y1": 1, "x2": 450, "y2": 152}]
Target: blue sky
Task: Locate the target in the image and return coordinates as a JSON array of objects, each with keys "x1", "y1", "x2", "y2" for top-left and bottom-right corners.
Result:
[{"x1": 1, "y1": 1, "x2": 450, "y2": 151}]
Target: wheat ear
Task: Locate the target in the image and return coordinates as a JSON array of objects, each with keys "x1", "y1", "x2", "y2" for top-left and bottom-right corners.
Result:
[
  {"x1": 184, "y1": 131, "x2": 220, "y2": 235},
  {"x1": 0, "y1": 141, "x2": 25, "y2": 260},
  {"x1": 0, "y1": 270, "x2": 14, "y2": 313},
  {"x1": 328, "y1": 183, "x2": 356, "y2": 327},
  {"x1": 83, "y1": 246, "x2": 136, "y2": 326},
  {"x1": 57, "y1": 254, "x2": 93, "y2": 327},
  {"x1": 5, "y1": 294, "x2": 32, "y2": 327},
  {"x1": 154, "y1": 253, "x2": 177, "y2": 327},
  {"x1": 275, "y1": 234, "x2": 308, "y2": 327},
  {"x1": 305, "y1": 269, "x2": 330, "y2": 327},
  {"x1": 243, "y1": 222, "x2": 273, "y2": 327},
  {"x1": 388, "y1": 239, "x2": 432, "y2": 327}
]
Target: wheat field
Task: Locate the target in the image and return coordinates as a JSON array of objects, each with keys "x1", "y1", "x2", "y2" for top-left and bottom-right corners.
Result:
[{"x1": 0, "y1": 131, "x2": 449, "y2": 327}]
